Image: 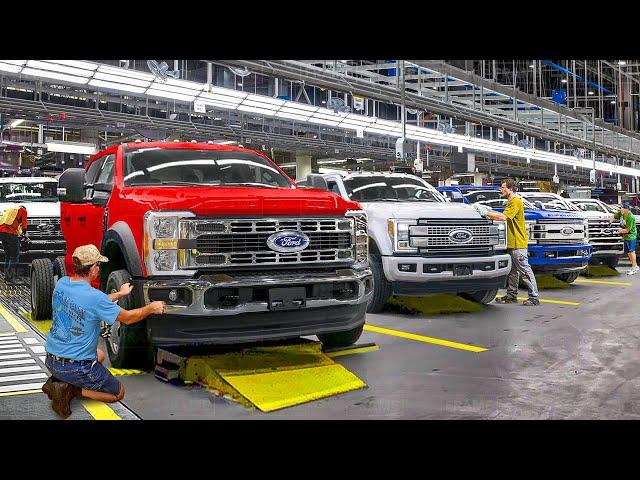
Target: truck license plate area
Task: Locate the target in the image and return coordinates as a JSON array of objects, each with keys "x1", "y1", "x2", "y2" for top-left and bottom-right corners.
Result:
[
  {"x1": 269, "y1": 287, "x2": 306, "y2": 311},
  {"x1": 453, "y1": 265, "x2": 472, "y2": 276}
]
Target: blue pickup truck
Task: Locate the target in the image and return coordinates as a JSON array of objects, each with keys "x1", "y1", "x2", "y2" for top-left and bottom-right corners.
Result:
[{"x1": 437, "y1": 185, "x2": 592, "y2": 283}]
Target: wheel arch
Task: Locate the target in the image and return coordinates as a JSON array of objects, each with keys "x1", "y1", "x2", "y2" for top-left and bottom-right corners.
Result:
[{"x1": 100, "y1": 222, "x2": 143, "y2": 303}]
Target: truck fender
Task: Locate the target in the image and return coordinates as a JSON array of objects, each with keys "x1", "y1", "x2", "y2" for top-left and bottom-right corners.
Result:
[{"x1": 101, "y1": 221, "x2": 143, "y2": 277}]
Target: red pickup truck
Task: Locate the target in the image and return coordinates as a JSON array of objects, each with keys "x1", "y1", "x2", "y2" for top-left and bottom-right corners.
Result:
[{"x1": 32, "y1": 142, "x2": 372, "y2": 368}]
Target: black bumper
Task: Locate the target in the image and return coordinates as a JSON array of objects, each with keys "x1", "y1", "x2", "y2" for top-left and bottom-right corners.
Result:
[
  {"x1": 146, "y1": 303, "x2": 367, "y2": 346},
  {"x1": 391, "y1": 274, "x2": 508, "y2": 295}
]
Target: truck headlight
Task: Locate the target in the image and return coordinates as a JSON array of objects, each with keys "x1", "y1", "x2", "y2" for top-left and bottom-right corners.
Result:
[
  {"x1": 496, "y1": 221, "x2": 507, "y2": 250},
  {"x1": 388, "y1": 219, "x2": 418, "y2": 252},
  {"x1": 144, "y1": 210, "x2": 195, "y2": 275},
  {"x1": 346, "y1": 210, "x2": 368, "y2": 267},
  {"x1": 525, "y1": 220, "x2": 537, "y2": 244}
]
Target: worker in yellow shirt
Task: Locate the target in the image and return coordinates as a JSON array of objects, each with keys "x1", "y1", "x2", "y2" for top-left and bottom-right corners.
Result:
[
  {"x1": 0, "y1": 205, "x2": 28, "y2": 284},
  {"x1": 476, "y1": 179, "x2": 539, "y2": 306}
]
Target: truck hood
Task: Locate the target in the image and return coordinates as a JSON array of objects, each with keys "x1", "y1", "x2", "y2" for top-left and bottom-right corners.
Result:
[
  {"x1": 122, "y1": 186, "x2": 359, "y2": 216},
  {"x1": 492, "y1": 206, "x2": 586, "y2": 221},
  {"x1": 361, "y1": 201, "x2": 483, "y2": 220},
  {"x1": 578, "y1": 211, "x2": 610, "y2": 220},
  {"x1": 0, "y1": 201, "x2": 60, "y2": 218}
]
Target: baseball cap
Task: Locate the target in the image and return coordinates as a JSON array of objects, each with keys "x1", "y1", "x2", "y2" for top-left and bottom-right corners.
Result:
[{"x1": 72, "y1": 244, "x2": 109, "y2": 266}]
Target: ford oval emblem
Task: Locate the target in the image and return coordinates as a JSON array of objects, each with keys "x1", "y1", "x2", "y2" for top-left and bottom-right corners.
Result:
[
  {"x1": 267, "y1": 231, "x2": 310, "y2": 253},
  {"x1": 561, "y1": 226, "x2": 575, "y2": 236},
  {"x1": 37, "y1": 223, "x2": 54, "y2": 232},
  {"x1": 449, "y1": 229, "x2": 473, "y2": 244}
]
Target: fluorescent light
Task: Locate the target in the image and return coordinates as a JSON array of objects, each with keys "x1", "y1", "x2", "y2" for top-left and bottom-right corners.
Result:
[
  {"x1": 164, "y1": 78, "x2": 206, "y2": 89},
  {"x1": 197, "y1": 99, "x2": 241, "y2": 109},
  {"x1": 88, "y1": 79, "x2": 147, "y2": 94},
  {"x1": 97, "y1": 64, "x2": 155, "y2": 81},
  {"x1": 46, "y1": 141, "x2": 97, "y2": 155},
  {"x1": 26, "y1": 60, "x2": 94, "y2": 77},
  {"x1": 611, "y1": 100, "x2": 616, "y2": 104},
  {"x1": 93, "y1": 72, "x2": 151, "y2": 88},
  {"x1": 146, "y1": 89, "x2": 196, "y2": 102},
  {"x1": 148, "y1": 82, "x2": 203, "y2": 95},
  {"x1": 237, "y1": 105, "x2": 279, "y2": 116},
  {"x1": 561, "y1": 79, "x2": 567, "y2": 83},
  {"x1": 216, "y1": 140, "x2": 237, "y2": 145},
  {"x1": 240, "y1": 99, "x2": 281, "y2": 111},
  {"x1": 0, "y1": 60, "x2": 26, "y2": 66},
  {"x1": 21, "y1": 68, "x2": 89, "y2": 85},
  {"x1": 0, "y1": 63, "x2": 23, "y2": 73},
  {"x1": 208, "y1": 87, "x2": 248, "y2": 98},
  {"x1": 288, "y1": 103, "x2": 321, "y2": 112},
  {"x1": 9, "y1": 119, "x2": 25, "y2": 128},
  {"x1": 275, "y1": 112, "x2": 311, "y2": 122},
  {"x1": 308, "y1": 118, "x2": 341, "y2": 127},
  {"x1": 245, "y1": 94, "x2": 286, "y2": 106},
  {"x1": 618, "y1": 60, "x2": 626, "y2": 66},
  {"x1": 588, "y1": 91, "x2": 594, "y2": 95},
  {"x1": 49, "y1": 60, "x2": 99, "y2": 71},
  {"x1": 529, "y1": 64, "x2": 535, "y2": 68}
]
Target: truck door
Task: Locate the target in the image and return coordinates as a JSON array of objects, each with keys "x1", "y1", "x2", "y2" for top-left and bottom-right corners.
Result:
[{"x1": 61, "y1": 154, "x2": 116, "y2": 286}]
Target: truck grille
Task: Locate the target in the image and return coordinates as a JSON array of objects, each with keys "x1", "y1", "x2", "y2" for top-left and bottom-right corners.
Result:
[
  {"x1": 181, "y1": 217, "x2": 354, "y2": 267},
  {"x1": 534, "y1": 220, "x2": 586, "y2": 245},
  {"x1": 587, "y1": 219, "x2": 624, "y2": 251},
  {"x1": 26, "y1": 217, "x2": 62, "y2": 238},
  {"x1": 409, "y1": 219, "x2": 498, "y2": 257}
]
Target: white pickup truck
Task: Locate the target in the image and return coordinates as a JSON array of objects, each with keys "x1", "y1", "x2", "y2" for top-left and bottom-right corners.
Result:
[
  {"x1": 0, "y1": 177, "x2": 66, "y2": 271},
  {"x1": 299, "y1": 172, "x2": 511, "y2": 312}
]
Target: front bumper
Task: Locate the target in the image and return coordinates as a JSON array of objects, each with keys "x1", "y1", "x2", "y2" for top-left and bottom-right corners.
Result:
[
  {"x1": 528, "y1": 244, "x2": 591, "y2": 274},
  {"x1": 137, "y1": 268, "x2": 372, "y2": 345}
]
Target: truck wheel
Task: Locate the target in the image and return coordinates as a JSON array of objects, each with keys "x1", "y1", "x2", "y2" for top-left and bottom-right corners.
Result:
[
  {"x1": 606, "y1": 256, "x2": 619, "y2": 269},
  {"x1": 54, "y1": 257, "x2": 66, "y2": 280},
  {"x1": 105, "y1": 269, "x2": 150, "y2": 369},
  {"x1": 554, "y1": 272, "x2": 579, "y2": 283},
  {"x1": 318, "y1": 323, "x2": 364, "y2": 348},
  {"x1": 367, "y1": 255, "x2": 391, "y2": 313},
  {"x1": 460, "y1": 288, "x2": 499, "y2": 304},
  {"x1": 31, "y1": 259, "x2": 54, "y2": 320}
]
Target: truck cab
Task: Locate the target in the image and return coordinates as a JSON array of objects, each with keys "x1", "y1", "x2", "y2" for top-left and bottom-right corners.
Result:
[
  {"x1": 35, "y1": 142, "x2": 372, "y2": 368},
  {"x1": 0, "y1": 177, "x2": 66, "y2": 272},
  {"x1": 299, "y1": 172, "x2": 512, "y2": 312},
  {"x1": 456, "y1": 186, "x2": 592, "y2": 283}
]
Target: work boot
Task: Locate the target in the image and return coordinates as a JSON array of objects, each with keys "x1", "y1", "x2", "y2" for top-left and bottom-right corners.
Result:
[
  {"x1": 522, "y1": 298, "x2": 540, "y2": 306},
  {"x1": 495, "y1": 295, "x2": 518, "y2": 304},
  {"x1": 42, "y1": 376, "x2": 62, "y2": 400},
  {"x1": 50, "y1": 382, "x2": 81, "y2": 419}
]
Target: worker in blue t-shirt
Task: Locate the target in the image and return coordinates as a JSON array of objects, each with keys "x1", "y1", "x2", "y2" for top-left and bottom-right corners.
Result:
[{"x1": 43, "y1": 244, "x2": 165, "y2": 419}]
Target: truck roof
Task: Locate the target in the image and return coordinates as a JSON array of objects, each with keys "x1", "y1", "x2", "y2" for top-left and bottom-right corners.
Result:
[{"x1": 0, "y1": 177, "x2": 57, "y2": 184}]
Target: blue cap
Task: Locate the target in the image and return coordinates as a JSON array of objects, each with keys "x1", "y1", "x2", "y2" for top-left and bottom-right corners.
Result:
[{"x1": 623, "y1": 201, "x2": 631, "y2": 209}]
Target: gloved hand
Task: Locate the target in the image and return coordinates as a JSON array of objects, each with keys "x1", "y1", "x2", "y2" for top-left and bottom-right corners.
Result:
[{"x1": 473, "y1": 203, "x2": 491, "y2": 219}]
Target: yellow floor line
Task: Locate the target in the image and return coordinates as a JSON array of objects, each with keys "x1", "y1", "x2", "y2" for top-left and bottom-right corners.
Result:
[
  {"x1": 325, "y1": 345, "x2": 380, "y2": 358},
  {"x1": 108, "y1": 368, "x2": 145, "y2": 376},
  {"x1": 497, "y1": 295, "x2": 580, "y2": 306},
  {"x1": 0, "y1": 389, "x2": 42, "y2": 397},
  {"x1": 0, "y1": 304, "x2": 27, "y2": 333},
  {"x1": 575, "y1": 279, "x2": 632, "y2": 286},
  {"x1": 363, "y1": 325, "x2": 487, "y2": 353},
  {"x1": 80, "y1": 399, "x2": 121, "y2": 420}
]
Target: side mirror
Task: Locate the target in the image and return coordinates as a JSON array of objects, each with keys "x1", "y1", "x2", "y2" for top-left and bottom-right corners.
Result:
[
  {"x1": 57, "y1": 168, "x2": 86, "y2": 203},
  {"x1": 306, "y1": 174, "x2": 329, "y2": 191},
  {"x1": 579, "y1": 204, "x2": 588, "y2": 211}
]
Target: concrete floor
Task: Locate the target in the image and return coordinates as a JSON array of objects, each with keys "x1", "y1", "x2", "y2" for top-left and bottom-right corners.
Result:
[{"x1": 2, "y1": 264, "x2": 640, "y2": 420}]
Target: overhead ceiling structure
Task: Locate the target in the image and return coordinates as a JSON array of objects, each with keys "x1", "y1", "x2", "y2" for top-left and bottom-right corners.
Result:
[{"x1": 1, "y1": 59, "x2": 640, "y2": 182}]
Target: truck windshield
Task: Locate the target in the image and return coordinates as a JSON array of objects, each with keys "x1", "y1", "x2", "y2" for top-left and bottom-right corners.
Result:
[
  {"x1": 343, "y1": 176, "x2": 443, "y2": 202},
  {"x1": 123, "y1": 148, "x2": 292, "y2": 188},
  {"x1": 523, "y1": 195, "x2": 578, "y2": 211},
  {"x1": 463, "y1": 190, "x2": 501, "y2": 203},
  {"x1": 0, "y1": 182, "x2": 58, "y2": 202},
  {"x1": 572, "y1": 201, "x2": 607, "y2": 213}
]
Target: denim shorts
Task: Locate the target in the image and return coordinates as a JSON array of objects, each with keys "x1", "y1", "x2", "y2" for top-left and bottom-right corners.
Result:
[
  {"x1": 45, "y1": 356, "x2": 121, "y2": 396},
  {"x1": 624, "y1": 238, "x2": 637, "y2": 253}
]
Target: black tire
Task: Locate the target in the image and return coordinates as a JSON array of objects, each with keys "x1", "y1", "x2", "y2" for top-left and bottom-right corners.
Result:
[
  {"x1": 317, "y1": 323, "x2": 364, "y2": 348},
  {"x1": 367, "y1": 255, "x2": 392, "y2": 313},
  {"x1": 460, "y1": 287, "x2": 499, "y2": 304},
  {"x1": 606, "y1": 256, "x2": 620, "y2": 269},
  {"x1": 554, "y1": 272, "x2": 579, "y2": 283},
  {"x1": 53, "y1": 257, "x2": 66, "y2": 280},
  {"x1": 31, "y1": 259, "x2": 54, "y2": 320},
  {"x1": 104, "y1": 269, "x2": 150, "y2": 369}
]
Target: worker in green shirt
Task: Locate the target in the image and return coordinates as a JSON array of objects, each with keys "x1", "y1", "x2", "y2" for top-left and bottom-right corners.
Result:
[
  {"x1": 476, "y1": 178, "x2": 539, "y2": 306},
  {"x1": 612, "y1": 201, "x2": 638, "y2": 275}
]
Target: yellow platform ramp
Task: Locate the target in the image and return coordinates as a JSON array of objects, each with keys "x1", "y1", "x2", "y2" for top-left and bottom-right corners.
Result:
[{"x1": 182, "y1": 341, "x2": 367, "y2": 412}]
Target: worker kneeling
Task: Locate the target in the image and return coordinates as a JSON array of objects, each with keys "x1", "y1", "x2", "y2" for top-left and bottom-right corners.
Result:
[{"x1": 43, "y1": 244, "x2": 165, "y2": 419}]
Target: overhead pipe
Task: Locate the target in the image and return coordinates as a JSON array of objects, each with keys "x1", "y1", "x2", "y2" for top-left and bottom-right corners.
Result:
[{"x1": 541, "y1": 60, "x2": 614, "y2": 95}]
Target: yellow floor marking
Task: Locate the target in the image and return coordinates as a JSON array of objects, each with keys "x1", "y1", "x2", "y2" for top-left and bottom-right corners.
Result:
[
  {"x1": 0, "y1": 389, "x2": 42, "y2": 397},
  {"x1": 325, "y1": 345, "x2": 380, "y2": 358},
  {"x1": 363, "y1": 324, "x2": 487, "y2": 353},
  {"x1": 80, "y1": 399, "x2": 121, "y2": 420},
  {"x1": 0, "y1": 304, "x2": 27, "y2": 333},
  {"x1": 575, "y1": 279, "x2": 632, "y2": 286},
  {"x1": 496, "y1": 295, "x2": 580, "y2": 306},
  {"x1": 108, "y1": 368, "x2": 145, "y2": 376}
]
